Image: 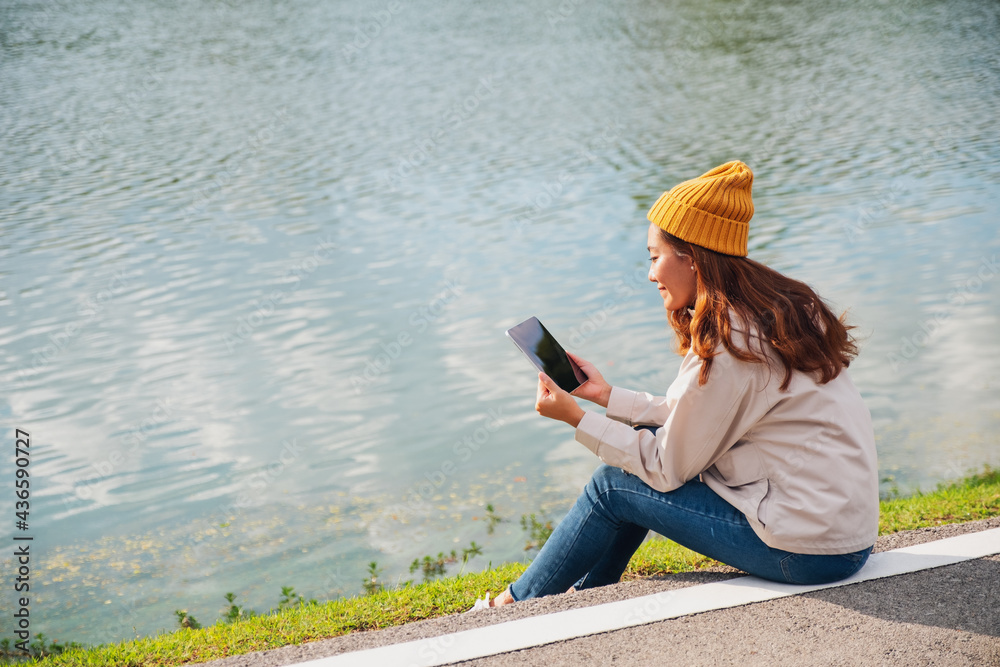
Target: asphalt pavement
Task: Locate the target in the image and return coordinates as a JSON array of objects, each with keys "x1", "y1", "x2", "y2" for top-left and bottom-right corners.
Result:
[{"x1": 197, "y1": 516, "x2": 1000, "y2": 667}]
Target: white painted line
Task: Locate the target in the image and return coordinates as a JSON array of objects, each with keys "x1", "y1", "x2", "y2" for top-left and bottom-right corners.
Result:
[{"x1": 292, "y1": 528, "x2": 1000, "y2": 667}]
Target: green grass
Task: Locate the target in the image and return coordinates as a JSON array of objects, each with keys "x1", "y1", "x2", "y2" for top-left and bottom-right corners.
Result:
[
  {"x1": 10, "y1": 466, "x2": 999, "y2": 667},
  {"x1": 879, "y1": 465, "x2": 1000, "y2": 533}
]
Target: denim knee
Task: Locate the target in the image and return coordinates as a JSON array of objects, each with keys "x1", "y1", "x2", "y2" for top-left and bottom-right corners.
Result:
[{"x1": 587, "y1": 464, "x2": 628, "y2": 495}]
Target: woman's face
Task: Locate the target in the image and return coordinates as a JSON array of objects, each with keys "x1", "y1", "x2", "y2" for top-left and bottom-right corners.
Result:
[{"x1": 647, "y1": 223, "x2": 698, "y2": 312}]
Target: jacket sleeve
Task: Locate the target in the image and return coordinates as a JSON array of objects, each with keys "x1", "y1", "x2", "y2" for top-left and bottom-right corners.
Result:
[
  {"x1": 604, "y1": 385, "x2": 673, "y2": 426},
  {"x1": 574, "y1": 351, "x2": 769, "y2": 492}
]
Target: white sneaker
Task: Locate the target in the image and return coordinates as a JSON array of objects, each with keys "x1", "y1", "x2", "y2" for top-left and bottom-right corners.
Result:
[{"x1": 466, "y1": 591, "x2": 491, "y2": 612}]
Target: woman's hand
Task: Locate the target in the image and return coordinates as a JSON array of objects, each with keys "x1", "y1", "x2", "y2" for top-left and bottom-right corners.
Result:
[
  {"x1": 535, "y1": 373, "x2": 586, "y2": 428},
  {"x1": 566, "y1": 352, "x2": 612, "y2": 408}
]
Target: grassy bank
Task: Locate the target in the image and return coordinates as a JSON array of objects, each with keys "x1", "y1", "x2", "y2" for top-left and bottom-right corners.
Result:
[{"x1": 9, "y1": 466, "x2": 999, "y2": 666}]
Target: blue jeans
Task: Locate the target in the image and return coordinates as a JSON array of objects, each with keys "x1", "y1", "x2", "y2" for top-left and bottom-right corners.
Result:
[{"x1": 509, "y1": 452, "x2": 872, "y2": 601}]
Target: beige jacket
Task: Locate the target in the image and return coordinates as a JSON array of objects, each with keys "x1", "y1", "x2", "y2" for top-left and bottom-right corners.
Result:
[{"x1": 574, "y1": 329, "x2": 879, "y2": 555}]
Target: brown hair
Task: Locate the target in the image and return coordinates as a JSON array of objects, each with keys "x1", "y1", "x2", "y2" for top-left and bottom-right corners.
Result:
[{"x1": 660, "y1": 230, "x2": 858, "y2": 390}]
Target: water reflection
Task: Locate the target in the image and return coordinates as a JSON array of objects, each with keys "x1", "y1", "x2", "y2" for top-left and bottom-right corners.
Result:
[{"x1": 0, "y1": 0, "x2": 998, "y2": 644}]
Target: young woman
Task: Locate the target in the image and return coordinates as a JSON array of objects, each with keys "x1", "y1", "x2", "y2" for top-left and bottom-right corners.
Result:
[{"x1": 473, "y1": 160, "x2": 878, "y2": 610}]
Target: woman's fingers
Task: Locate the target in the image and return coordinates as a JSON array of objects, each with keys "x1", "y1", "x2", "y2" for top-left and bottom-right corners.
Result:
[
  {"x1": 535, "y1": 372, "x2": 586, "y2": 427},
  {"x1": 562, "y1": 353, "x2": 607, "y2": 403},
  {"x1": 538, "y1": 372, "x2": 560, "y2": 394},
  {"x1": 535, "y1": 375, "x2": 548, "y2": 404},
  {"x1": 567, "y1": 351, "x2": 600, "y2": 377},
  {"x1": 566, "y1": 351, "x2": 590, "y2": 368}
]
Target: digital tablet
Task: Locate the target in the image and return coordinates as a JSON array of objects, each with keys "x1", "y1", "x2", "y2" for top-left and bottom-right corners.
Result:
[{"x1": 505, "y1": 316, "x2": 588, "y2": 393}]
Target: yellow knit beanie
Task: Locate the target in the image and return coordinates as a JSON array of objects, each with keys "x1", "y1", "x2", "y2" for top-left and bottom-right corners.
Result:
[{"x1": 647, "y1": 160, "x2": 754, "y2": 257}]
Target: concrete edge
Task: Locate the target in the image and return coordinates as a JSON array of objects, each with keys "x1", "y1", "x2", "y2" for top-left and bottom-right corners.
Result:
[{"x1": 287, "y1": 528, "x2": 1000, "y2": 667}]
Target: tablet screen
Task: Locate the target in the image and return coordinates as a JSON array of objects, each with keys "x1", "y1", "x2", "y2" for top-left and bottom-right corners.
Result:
[{"x1": 505, "y1": 316, "x2": 587, "y2": 393}]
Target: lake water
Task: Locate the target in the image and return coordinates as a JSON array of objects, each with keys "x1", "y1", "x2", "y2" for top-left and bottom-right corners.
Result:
[{"x1": 1, "y1": 0, "x2": 998, "y2": 646}]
